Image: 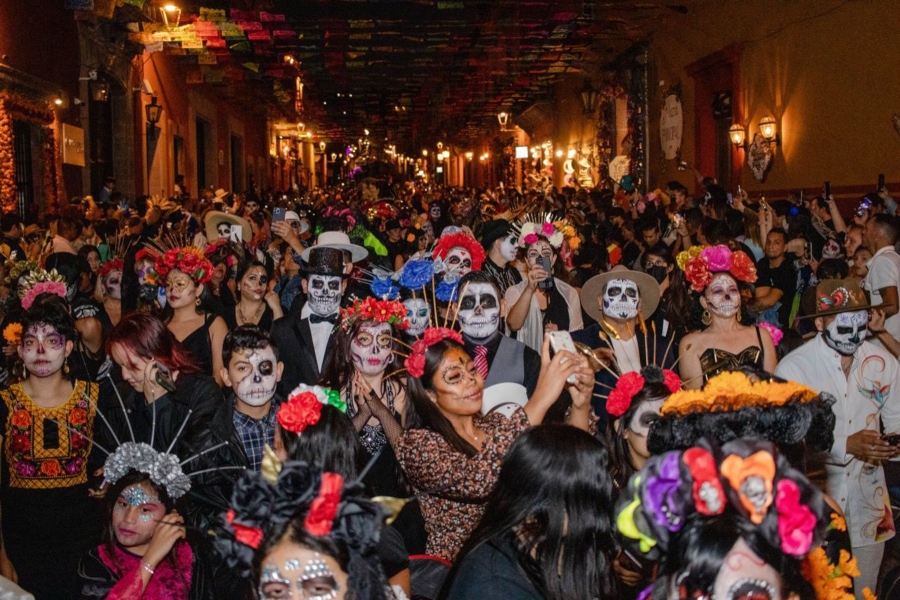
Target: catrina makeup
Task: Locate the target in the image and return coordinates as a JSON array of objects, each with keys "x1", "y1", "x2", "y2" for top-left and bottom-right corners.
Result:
[
  {"x1": 230, "y1": 347, "x2": 279, "y2": 407},
  {"x1": 259, "y1": 550, "x2": 344, "y2": 600},
  {"x1": 349, "y1": 323, "x2": 393, "y2": 377}
]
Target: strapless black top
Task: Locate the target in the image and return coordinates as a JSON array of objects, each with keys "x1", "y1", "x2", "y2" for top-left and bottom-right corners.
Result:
[{"x1": 698, "y1": 326, "x2": 765, "y2": 381}]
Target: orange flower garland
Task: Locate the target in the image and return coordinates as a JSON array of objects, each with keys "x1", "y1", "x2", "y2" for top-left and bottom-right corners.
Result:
[{"x1": 660, "y1": 371, "x2": 818, "y2": 417}]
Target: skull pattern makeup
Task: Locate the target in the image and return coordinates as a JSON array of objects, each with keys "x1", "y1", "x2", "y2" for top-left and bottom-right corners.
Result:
[
  {"x1": 20, "y1": 324, "x2": 69, "y2": 378},
  {"x1": 704, "y1": 273, "x2": 740, "y2": 318},
  {"x1": 103, "y1": 269, "x2": 123, "y2": 300},
  {"x1": 499, "y1": 234, "x2": 519, "y2": 263},
  {"x1": 402, "y1": 298, "x2": 430, "y2": 337},
  {"x1": 217, "y1": 223, "x2": 232, "y2": 240},
  {"x1": 444, "y1": 246, "x2": 473, "y2": 276},
  {"x1": 710, "y1": 538, "x2": 783, "y2": 600},
  {"x1": 259, "y1": 547, "x2": 344, "y2": 600},
  {"x1": 602, "y1": 278, "x2": 640, "y2": 320},
  {"x1": 307, "y1": 274, "x2": 343, "y2": 317},
  {"x1": 231, "y1": 347, "x2": 279, "y2": 407},
  {"x1": 823, "y1": 310, "x2": 868, "y2": 355},
  {"x1": 350, "y1": 322, "x2": 394, "y2": 376},
  {"x1": 457, "y1": 283, "x2": 501, "y2": 340}
]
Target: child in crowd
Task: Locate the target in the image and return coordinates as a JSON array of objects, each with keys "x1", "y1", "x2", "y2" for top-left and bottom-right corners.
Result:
[{"x1": 220, "y1": 325, "x2": 284, "y2": 471}]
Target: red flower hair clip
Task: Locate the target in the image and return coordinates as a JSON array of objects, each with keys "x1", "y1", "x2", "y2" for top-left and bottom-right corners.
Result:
[
  {"x1": 340, "y1": 297, "x2": 410, "y2": 332},
  {"x1": 277, "y1": 391, "x2": 323, "y2": 434},
  {"x1": 154, "y1": 247, "x2": 214, "y2": 285},
  {"x1": 607, "y1": 367, "x2": 681, "y2": 418},
  {"x1": 404, "y1": 327, "x2": 463, "y2": 378},
  {"x1": 305, "y1": 472, "x2": 344, "y2": 536},
  {"x1": 432, "y1": 232, "x2": 486, "y2": 272},
  {"x1": 98, "y1": 258, "x2": 124, "y2": 278},
  {"x1": 683, "y1": 447, "x2": 725, "y2": 516},
  {"x1": 226, "y1": 509, "x2": 263, "y2": 549}
]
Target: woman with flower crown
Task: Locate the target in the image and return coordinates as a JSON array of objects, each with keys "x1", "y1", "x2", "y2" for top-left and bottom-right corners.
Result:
[
  {"x1": 676, "y1": 245, "x2": 778, "y2": 388},
  {"x1": 0, "y1": 300, "x2": 103, "y2": 599},
  {"x1": 153, "y1": 247, "x2": 228, "y2": 384}
]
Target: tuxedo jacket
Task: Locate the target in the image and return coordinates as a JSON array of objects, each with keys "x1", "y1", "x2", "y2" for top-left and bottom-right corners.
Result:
[{"x1": 271, "y1": 310, "x2": 337, "y2": 396}]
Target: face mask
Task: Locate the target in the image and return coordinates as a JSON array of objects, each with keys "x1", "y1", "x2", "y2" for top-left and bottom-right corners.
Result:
[
  {"x1": 444, "y1": 246, "x2": 473, "y2": 276},
  {"x1": 499, "y1": 235, "x2": 518, "y2": 263},
  {"x1": 231, "y1": 347, "x2": 279, "y2": 407},
  {"x1": 823, "y1": 310, "x2": 868, "y2": 355},
  {"x1": 104, "y1": 269, "x2": 123, "y2": 300},
  {"x1": 307, "y1": 274, "x2": 342, "y2": 316},
  {"x1": 20, "y1": 324, "x2": 68, "y2": 378},
  {"x1": 458, "y1": 282, "x2": 501, "y2": 340},
  {"x1": 402, "y1": 298, "x2": 430, "y2": 337},
  {"x1": 602, "y1": 278, "x2": 640, "y2": 320},
  {"x1": 350, "y1": 322, "x2": 393, "y2": 377},
  {"x1": 647, "y1": 265, "x2": 668, "y2": 284},
  {"x1": 704, "y1": 273, "x2": 740, "y2": 318}
]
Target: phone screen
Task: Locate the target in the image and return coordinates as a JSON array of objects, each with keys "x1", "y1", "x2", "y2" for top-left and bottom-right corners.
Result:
[{"x1": 537, "y1": 255, "x2": 554, "y2": 289}]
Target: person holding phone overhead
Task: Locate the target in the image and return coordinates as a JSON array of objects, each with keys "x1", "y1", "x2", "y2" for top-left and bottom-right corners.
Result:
[{"x1": 505, "y1": 216, "x2": 582, "y2": 352}]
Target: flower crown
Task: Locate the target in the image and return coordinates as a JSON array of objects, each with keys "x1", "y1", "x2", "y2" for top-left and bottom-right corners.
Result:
[
  {"x1": 607, "y1": 365, "x2": 681, "y2": 418},
  {"x1": 153, "y1": 247, "x2": 214, "y2": 285},
  {"x1": 98, "y1": 257, "x2": 124, "y2": 278},
  {"x1": 340, "y1": 297, "x2": 409, "y2": 333},
  {"x1": 617, "y1": 440, "x2": 830, "y2": 571},
  {"x1": 404, "y1": 327, "x2": 463, "y2": 378},
  {"x1": 277, "y1": 384, "x2": 346, "y2": 435},
  {"x1": 432, "y1": 232, "x2": 486, "y2": 272},
  {"x1": 676, "y1": 245, "x2": 757, "y2": 292},
  {"x1": 517, "y1": 218, "x2": 570, "y2": 248},
  {"x1": 18, "y1": 269, "x2": 67, "y2": 309},
  {"x1": 103, "y1": 441, "x2": 191, "y2": 499}
]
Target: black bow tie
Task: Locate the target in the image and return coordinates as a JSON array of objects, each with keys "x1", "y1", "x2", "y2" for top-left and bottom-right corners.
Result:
[{"x1": 309, "y1": 313, "x2": 338, "y2": 325}]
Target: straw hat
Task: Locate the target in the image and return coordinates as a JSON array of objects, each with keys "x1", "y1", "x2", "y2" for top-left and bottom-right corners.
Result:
[
  {"x1": 581, "y1": 265, "x2": 660, "y2": 323},
  {"x1": 204, "y1": 211, "x2": 251, "y2": 243}
]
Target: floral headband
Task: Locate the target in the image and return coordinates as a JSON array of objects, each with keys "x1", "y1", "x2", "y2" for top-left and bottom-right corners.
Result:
[
  {"x1": 18, "y1": 269, "x2": 67, "y2": 309},
  {"x1": 404, "y1": 327, "x2": 463, "y2": 378},
  {"x1": 516, "y1": 217, "x2": 571, "y2": 249},
  {"x1": 98, "y1": 257, "x2": 124, "y2": 278},
  {"x1": 617, "y1": 440, "x2": 828, "y2": 567},
  {"x1": 340, "y1": 297, "x2": 409, "y2": 333},
  {"x1": 676, "y1": 245, "x2": 757, "y2": 292},
  {"x1": 277, "y1": 384, "x2": 346, "y2": 435},
  {"x1": 432, "y1": 232, "x2": 486, "y2": 272},
  {"x1": 607, "y1": 365, "x2": 681, "y2": 418},
  {"x1": 153, "y1": 246, "x2": 214, "y2": 285},
  {"x1": 103, "y1": 441, "x2": 191, "y2": 499}
]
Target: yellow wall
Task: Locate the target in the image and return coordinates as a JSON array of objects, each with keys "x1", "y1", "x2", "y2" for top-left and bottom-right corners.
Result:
[{"x1": 647, "y1": 0, "x2": 900, "y2": 198}]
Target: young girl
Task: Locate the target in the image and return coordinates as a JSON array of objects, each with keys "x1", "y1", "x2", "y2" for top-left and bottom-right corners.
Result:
[{"x1": 79, "y1": 471, "x2": 210, "y2": 599}]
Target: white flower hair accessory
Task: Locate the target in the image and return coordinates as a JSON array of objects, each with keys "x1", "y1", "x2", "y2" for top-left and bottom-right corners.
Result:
[
  {"x1": 514, "y1": 213, "x2": 571, "y2": 249},
  {"x1": 103, "y1": 441, "x2": 191, "y2": 499}
]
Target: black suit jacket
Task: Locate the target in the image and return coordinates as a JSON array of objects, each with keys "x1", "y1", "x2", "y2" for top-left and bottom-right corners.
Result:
[{"x1": 271, "y1": 310, "x2": 337, "y2": 395}]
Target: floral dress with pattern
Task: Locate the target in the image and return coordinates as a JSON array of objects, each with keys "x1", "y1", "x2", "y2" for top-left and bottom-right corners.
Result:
[{"x1": 0, "y1": 380, "x2": 102, "y2": 599}]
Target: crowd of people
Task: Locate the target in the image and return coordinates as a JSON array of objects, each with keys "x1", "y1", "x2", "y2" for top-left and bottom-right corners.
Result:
[{"x1": 0, "y1": 174, "x2": 895, "y2": 599}]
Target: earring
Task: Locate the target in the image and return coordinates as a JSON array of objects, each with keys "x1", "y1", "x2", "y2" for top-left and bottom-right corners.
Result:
[
  {"x1": 64, "y1": 360, "x2": 70, "y2": 375},
  {"x1": 195, "y1": 297, "x2": 201, "y2": 306},
  {"x1": 18, "y1": 362, "x2": 26, "y2": 380},
  {"x1": 701, "y1": 309, "x2": 711, "y2": 326}
]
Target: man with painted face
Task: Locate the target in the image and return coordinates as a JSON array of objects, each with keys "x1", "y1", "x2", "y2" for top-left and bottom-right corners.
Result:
[
  {"x1": 571, "y1": 265, "x2": 675, "y2": 430},
  {"x1": 455, "y1": 271, "x2": 541, "y2": 413},
  {"x1": 777, "y1": 277, "x2": 900, "y2": 594},
  {"x1": 221, "y1": 326, "x2": 285, "y2": 472},
  {"x1": 271, "y1": 231, "x2": 366, "y2": 395},
  {"x1": 479, "y1": 218, "x2": 523, "y2": 296}
]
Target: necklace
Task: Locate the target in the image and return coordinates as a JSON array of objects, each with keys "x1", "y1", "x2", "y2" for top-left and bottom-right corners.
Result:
[{"x1": 237, "y1": 301, "x2": 264, "y2": 325}]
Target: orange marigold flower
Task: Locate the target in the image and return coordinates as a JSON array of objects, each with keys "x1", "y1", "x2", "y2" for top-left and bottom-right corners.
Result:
[
  {"x1": 862, "y1": 587, "x2": 877, "y2": 600},
  {"x1": 40, "y1": 459, "x2": 62, "y2": 477},
  {"x1": 10, "y1": 410, "x2": 31, "y2": 429},
  {"x1": 68, "y1": 408, "x2": 87, "y2": 426},
  {"x1": 838, "y1": 549, "x2": 860, "y2": 578},
  {"x1": 829, "y1": 513, "x2": 847, "y2": 532}
]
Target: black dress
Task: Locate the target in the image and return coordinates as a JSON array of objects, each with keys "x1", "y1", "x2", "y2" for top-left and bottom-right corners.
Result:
[
  {"x1": 222, "y1": 304, "x2": 274, "y2": 333},
  {"x1": 698, "y1": 326, "x2": 766, "y2": 382},
  {"x1": 177, "y1": 314, "x2": 218, "y2": 376}
]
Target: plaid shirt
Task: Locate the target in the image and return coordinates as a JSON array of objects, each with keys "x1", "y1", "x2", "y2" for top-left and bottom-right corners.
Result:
[{"x1": 232, "y1": 400, "x2": 279, "y2": 472}]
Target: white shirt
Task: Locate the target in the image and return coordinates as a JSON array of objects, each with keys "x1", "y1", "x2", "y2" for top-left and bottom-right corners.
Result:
[
  {"x1": 863, "y1": 245, "x2": 900, "y2": 344},
  {"x1": 504, "y1": 278, "x2": 583, "y2": 352},
  {"x1": 776, "y1": 335, "x2": 900, "y2": 547},
  {"x1": 301, "y1": 303, "x2": 335, "y2": 370},
  {"x1": 611, "y1": 337, "x2": 642, "y2": 373}
]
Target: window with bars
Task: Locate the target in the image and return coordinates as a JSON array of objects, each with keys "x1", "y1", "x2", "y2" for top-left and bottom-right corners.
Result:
[{"x1": 13, "y1": 121, "x2": 33, "y2": 216}]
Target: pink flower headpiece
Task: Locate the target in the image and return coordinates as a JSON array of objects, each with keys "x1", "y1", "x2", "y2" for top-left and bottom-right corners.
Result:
[
  {"x1": 676, "y1": 245, "x2": 757, "y2": 293},
  {"x1": 18, "y1": 269, "x2": 67, "y2": 309},
  {"x1": 404, "y1": 327, "x2": 463, "y2": 378}
]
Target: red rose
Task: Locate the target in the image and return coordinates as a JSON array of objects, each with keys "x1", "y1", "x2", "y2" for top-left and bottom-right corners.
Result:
[
  {"x1": 730, "y1": 251, "x2": 757, "y2": 284},
  {"x1": 10, "y1": 433, "x2": 29, "y2": 454},
  {"x1": 226, "y1": 510, "x2": 263, "y2": 549},
  {"x1": 607, "y1": 372, "x2": 645, "y2": 417},
  {"x1": 277, "y1": 392, "x2": 322, "y2": 434},
  {"x1": 405, "y1": 352, "x2": 426, "y2": 378},
  {"x1": 304, "y1": 472, "x2": 344, "y2": 536},
  {"x1": 684, "y1": 256, "x2": 711, "y2": 292},
  {"x1": 68, "y1": 408, "x2": 87, "y2": 426}
]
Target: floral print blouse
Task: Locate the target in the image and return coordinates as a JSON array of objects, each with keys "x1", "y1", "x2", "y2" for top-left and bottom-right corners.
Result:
[{"x1": 396, "y1": 407, "x2": 530, "y2": 561}]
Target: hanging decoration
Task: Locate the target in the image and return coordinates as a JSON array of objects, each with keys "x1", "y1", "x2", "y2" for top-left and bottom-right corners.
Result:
[{"x1": 0, "y1": 93, "x2": 60, "y2": 213}]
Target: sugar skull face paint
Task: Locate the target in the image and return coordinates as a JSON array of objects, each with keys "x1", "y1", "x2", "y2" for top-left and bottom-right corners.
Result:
[
  {"x1": 710, "y1": 538, "x2": 783, "y2": 600},
  {"x1": 259, "y1": 543, "x2": 347, "y2": 600},
  {"x1": 457, "y1": 283, "x2": 501, "y2": 340},
  {"x1": 444, "y1": 246, "x2": 473, "y2": 276},
  {"x1": 350, "y1": 322, "x2": 393, "y2": 377},
  {"x1": 307, "y1": 275, "x2": 343, "y2": 317},
  {"x1": 704, "y1": 273, "x2": 740, "y2": 319},
  {"x1": 499, "y1": 234, "x2": 518, "y2": 263},
  {"x1": 19, "y1": 324, "x2": 70, "y2": 378},
  {"x1": 103, "y1": 269, "x2": 123, "y2": 300},
  {"x1": 229, "y1": 347, "x2": 280, "y2": 407},
  {"x1": 402, "y1": 297, "x2": 430, "y2": 337},
  {"x1": 217, "y1": 223, "x2": 232, "y2": 240},
  {"x1": 112, "y1": 482, "x2": 165, "y2": 551},
  {"x1": 602, "y1": 279, "x2": 639, "y2": 320},
  {"x1": 823, "y1": 310, "x2": 868, "y2": 355}
]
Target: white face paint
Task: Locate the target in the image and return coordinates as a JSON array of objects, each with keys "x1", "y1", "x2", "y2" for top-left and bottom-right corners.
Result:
[
  {"x1": 601, "y1": 278, "x2": 640, "y2": 320},
  {"x1": 230, "y1": 347, "x2": 279, "y2": 407},
  {"x1": 709, "y1": 538, "x2": 782, "y2": 600},
  {"x1": 402, "y1": 298, "x2": 430, "y2": 337},
  {"x1": 104, "y1": 269, "x2": 123, "y2": 300},
  {"x1": 306, "y1": 274, "x2": 342, "y2": 317},
  {"x1": 444, "y1": 246, "x2": 473, "y2": 276},
  {"x1": 217, "y1": 223, "x2": 232, "y2": 240},
  {"x1": 457, "y1": 283, "x2": 501, "y2": 340},
  {"x1": 350, "y1": 322, "x2": 393, "y2": 376},
  {"x1": 19, "y1": 324, "x2": 69, "y2": 378},
  {"x1": 499, "y1": 234, "x2": 518, "y2": 263},
  {"x1": 704, "y1": 273, "x2": 740, "y2": 319},
  {"x1": 823, "y1": 310, "x2": 868, "y2": 355},
  {"x1": 429, "y1": 205, "x2": 442, "y2": 220}
]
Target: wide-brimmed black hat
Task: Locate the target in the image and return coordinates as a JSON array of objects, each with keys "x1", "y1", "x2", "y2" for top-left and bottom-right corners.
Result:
[
  {"x1": 301, "y1": 246, "x2": 348, "y2": 277},
  {"x1": 480, "y1": 218, "x2": 514, "y2": 251}
]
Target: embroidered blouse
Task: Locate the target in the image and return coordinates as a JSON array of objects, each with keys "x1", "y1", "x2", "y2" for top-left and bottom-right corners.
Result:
[{"x1": 0, "y1": 380, "x2": 97, "y2": 489}]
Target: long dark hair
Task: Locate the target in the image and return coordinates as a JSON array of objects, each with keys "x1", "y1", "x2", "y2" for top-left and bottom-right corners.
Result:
[
  {"x1": 106, "y1": 312, "x2": 201, "y2": 375},
  {"x1": 441, "y1": 425, "x2": 618, "y2": 600},
  {"x1": 319, "y1": 318, "x2": 404, "y2": 398},
  {"x1": 279, "y1": 405, "x2": 362, "y2": 479},
  {"x1": 605, "y1": 382, "x2": 670, "y2": 490},
  {"x1": 404, "y1": 338, "x2": 479, "y2": 457},
  {"x1": 234, "y1": 259, "x2": 268, "y2": 303}
]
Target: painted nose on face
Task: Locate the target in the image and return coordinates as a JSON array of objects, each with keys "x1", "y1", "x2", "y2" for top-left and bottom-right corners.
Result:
[{"x1": 253, "y1": 373, "x2": 262, "y2": 383}]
